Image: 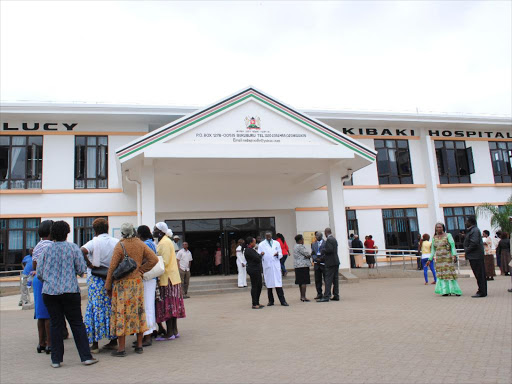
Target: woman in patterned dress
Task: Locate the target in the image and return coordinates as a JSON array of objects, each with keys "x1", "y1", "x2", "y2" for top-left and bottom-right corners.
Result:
[
  {"x1": 105, "y1": 223, "x2": 158, "y2": 357},
  {"x1": 427, "y1": 223, "x2": 462, "y2": 296}
]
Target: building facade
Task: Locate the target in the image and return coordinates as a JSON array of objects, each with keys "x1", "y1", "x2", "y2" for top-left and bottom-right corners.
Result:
[{"x1": 1, "y1": 87, "x2": 511, "y2": 273}]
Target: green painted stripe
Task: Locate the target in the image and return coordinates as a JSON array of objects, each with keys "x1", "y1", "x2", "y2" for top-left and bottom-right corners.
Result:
[{"x1": 119, "y1": 93, "x2": 376, "y2": 161}]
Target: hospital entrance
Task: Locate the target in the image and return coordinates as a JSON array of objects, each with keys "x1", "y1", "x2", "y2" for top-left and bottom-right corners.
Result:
[{"x1": 165, "y1": 217, "x2": 276, "y2": 276}]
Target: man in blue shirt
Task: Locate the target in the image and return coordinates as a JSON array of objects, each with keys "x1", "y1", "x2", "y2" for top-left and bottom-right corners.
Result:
[{"x1": 19, "y1": 248, "x2": 34, "y2": 306}]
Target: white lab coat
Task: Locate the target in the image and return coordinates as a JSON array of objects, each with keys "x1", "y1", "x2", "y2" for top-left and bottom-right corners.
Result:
[
  {"x1": 236, "y1": 245, "x2": 247, "y2": 287},
  {"x1": 258, "y1": 239, "x2": 283, "y2": 288}
]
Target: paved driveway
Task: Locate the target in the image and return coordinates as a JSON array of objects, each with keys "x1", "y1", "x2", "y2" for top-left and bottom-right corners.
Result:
[{"x1": 1, "y1": 276, "x2": 510, "y2": 384}]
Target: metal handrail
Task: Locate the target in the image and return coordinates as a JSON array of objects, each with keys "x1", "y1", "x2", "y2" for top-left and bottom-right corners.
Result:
[{"x1": 348, "y1": 247, "x2": 466, "y2": 274}]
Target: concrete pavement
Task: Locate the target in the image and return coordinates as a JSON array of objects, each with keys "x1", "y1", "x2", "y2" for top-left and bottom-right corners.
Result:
[{"x1": 0, "y1": 275, "x2": 510, "y2": 384}]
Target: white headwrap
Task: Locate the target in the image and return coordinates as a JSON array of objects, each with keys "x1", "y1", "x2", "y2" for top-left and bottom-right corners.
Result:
[{"x1": 155, "y1": 222, "x2": 173, "y2": 238}]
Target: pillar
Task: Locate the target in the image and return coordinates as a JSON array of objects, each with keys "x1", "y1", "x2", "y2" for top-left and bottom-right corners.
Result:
[
  {"x1": 326, "y1": 166, "x2": 350, "y2": 270},
  {"x1": 141, "y1": 159, "x2": 155, "y2": 228}
]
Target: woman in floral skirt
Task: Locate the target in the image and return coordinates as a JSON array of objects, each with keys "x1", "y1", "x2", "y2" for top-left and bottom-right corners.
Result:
[
  {"x1": 427, "y1": 223, "x2": 462, "y2": 296},
  {"x1": 105, "y1": 223, "x2": 158, "y2": 357}
]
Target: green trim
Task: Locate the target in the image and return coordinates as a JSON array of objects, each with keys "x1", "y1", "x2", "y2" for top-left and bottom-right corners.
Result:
[{"x1": 119, "y1": 93, "x2": 375, "y2": 161}]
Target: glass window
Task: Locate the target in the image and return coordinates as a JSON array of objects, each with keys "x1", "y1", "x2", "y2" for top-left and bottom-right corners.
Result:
[
  {"x1": 443, "y1": 206, "x2": 475, "y2": 244},
  {"x1": 184, "y1": 219, "x2": 221, "y2": 232},
  {"x1": 0, "y1": 218, "x2": 40, "y2": 270},
  {"x1": 381, "y1": 208, "x2": 419, "y2": 250},
  {"x1": 75, "y1": 136, "x2": 108, "y2": 189},
  {"x1": 346, "y1": 210, "x2": 358, "y2": 236},
  {"x1": 435, "y1": 140, "x2": 474, "y2": 184},
  {"x1": 223, "y1": 218, "x2": 257, "y2": 231},
  {"x1": 73, "y1": 216, "x2": 107, "y2": 247},
  {"x1": 489, "y1": 141, "x2": 512, "y2": 183},
  {"x1": 0, "y1": 136, "x2": 43, "y2": 190},
  {"x1": 374, "y1": 139, "x2": 413, "y2": 184}
]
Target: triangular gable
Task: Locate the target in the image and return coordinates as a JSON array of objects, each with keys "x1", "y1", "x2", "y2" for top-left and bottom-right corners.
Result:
[{"x1": 116, "y1": 87, "x2": 377, "y2": 162}]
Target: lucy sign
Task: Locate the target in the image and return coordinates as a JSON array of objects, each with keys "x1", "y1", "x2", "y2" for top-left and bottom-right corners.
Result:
[{"x1": 2, "y1": 122, "x2": 77, "y2": 131}]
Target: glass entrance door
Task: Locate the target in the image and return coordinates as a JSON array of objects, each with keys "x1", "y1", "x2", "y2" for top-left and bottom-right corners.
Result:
[{"x1": 165, "y1": 217, "x2": 276, "y2": 276}]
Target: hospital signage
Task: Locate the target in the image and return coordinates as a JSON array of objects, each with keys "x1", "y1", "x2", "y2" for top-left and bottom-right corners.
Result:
[
  {"x1": 341, "y1": 127, "x2": 511, "y2": 139},
  {"x1": 427, "y1": 129, "x2": 511, "y2": 139},
  {"x1": 2, "y1": 122, "x2": 77, "y2": 131}
]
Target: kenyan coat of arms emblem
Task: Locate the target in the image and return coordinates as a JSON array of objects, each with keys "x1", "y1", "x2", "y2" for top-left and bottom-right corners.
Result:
[{"x1": 245, "y1": 116, "x2": 261, "y2": 130}]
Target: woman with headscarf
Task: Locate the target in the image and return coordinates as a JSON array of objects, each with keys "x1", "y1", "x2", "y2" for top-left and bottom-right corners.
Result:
[
  {"x1": 105, "y1": 223, "x2": 158, "y2": 357},
  {"x1": 153, "y1": 222, "x2": 186, "y2": 340},
  {"x1": 32, "y1": 220, "x2": 53, "y2": 354},
  {"x1": 136, "y1": 225, "x2": 158, "y2": 347},
  {"x1": 426, "y1": 223, "x2": 462, "y2": 296}
]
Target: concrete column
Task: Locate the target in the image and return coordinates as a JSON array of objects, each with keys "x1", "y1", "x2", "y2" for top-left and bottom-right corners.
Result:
[
  {"x1": 141, "y1": 159, "x2": 155, "y2": 228},
  {"x1": 326, "y1": 166, "x2": 350, "y2": 270},
  {"x1": 421, "y1": 135, "x2": 444, "y2": 228}
]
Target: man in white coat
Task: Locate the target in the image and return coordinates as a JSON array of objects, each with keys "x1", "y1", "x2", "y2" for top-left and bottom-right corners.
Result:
[{"x1": 258, "y1": 232, "x2": 289, "y2": 306}]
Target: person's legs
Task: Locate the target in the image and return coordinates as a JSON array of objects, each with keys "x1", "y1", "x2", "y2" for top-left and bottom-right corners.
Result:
[
  {"x1": 323, "y1": 266, "x2": 335, "y2": 299},
  {"x1": 61, "y1": 293, "x2": 93, "y2": 361},
  {"x1": 470, "y1": 259, "x2": 487, "y2": 296},
  {"x1": 171, "y1": 317, "x2": 178, "y2": 336},
  {"x1": 276, "y1": 287, "x2": 287, "y2": 304},
  {"x1": 267, "y1": 288, "x2": 275, "y2": 304},
  {"x1": 165, "y1": 319, "x2": 173, "y2": 338},
  {"x1": 421, "y1": 258, "x2": 429, "y2": 283},
  {"x1": 430, "y1": 260, "x2": 437, "y2": 282},
  {"x1": 42, "y1": 294, "x2": 64, "y2": 364},
  {"x1": 350, "y1": 254, "x2": 355, "y2": 269},
  {"x1": 298, "y1": 284, "x2": 304, "y2": 300},
  {"x1": 332, "y1": 267, "x2": 339, "y2": 298},
  {"x1": 37, "y1": 319, "x2": 46, "y2": 348},
  {"x1": 20, "y1": 275, "x2": 30, "y2": 304},
  {"x1": 184, "y1": 271, "x2": 190, "y2": 294},
  {"x1": 44, "y1": 319, "x2": 51, "y2": 348},
  {"x1": 117, "y1": 336, "x2": 126, "y2": 353},
  {"x1": 314, "y1": 265, "x2": 323, "y2": 298},
  {"x1": 248, "y1": 271, "x2": 260, "y2": 306},
  {"x1": 237, "y1": 261, "x2": 244, "y2": 287},
  {"x1": 179, "y1": 269, "x2": 186, "y2": 290},
  {"x1": 254, "y1": 272, "x2": 262, "y2": 305}
]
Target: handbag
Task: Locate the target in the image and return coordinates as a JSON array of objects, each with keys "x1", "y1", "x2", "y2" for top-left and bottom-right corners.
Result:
[
  {"x1": 113, "y1": 242, "x2": 138, "y2": 280},
  {"x1": 143, "y1": 256, "x2": 165, "y2": 281},
  {"x1": 91, "y1": 266, "x2": 109, "y2": 280}
]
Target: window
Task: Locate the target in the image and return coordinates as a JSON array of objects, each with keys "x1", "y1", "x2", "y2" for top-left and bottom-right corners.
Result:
[
  {"x1": 444, "y1": 206, "x2": 475, "y2": 242},
  {"x1": 75, "y1": 136, "x2": 108, "y2": 189},
  {"x1": 374, "y1": 140, "x2": 413, "y2": 184},
  {"x1": 0, "y1": 218, "x2": 40, "y2": 270},
  {"x1": 435, "y1": 140, "x2": 475, "y2": 184},
  {"x1": 346, "y1": 210, "x2": 358, "y2": 235},
  {"x1": 489, "y1": 141, "x2": 512, "y2": 183},
  {"x1": 382, "y1": 208, "x2": 419, "y2": 250},
  {"x1": 0, "y1": 136, "x2": 43, "y2": 189},
  {"x1": 73, "y1": 217, "x2": 107, "y2": 247}
]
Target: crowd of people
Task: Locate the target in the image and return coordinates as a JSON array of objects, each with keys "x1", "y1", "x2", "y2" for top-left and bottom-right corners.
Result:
[{"x1": 30, "y1": 218, "x2": 186, "y2": 368}]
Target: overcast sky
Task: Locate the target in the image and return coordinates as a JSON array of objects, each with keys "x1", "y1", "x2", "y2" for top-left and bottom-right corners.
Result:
[{"x1": 1, "y1": 1, "x2": 511, "y2": 116}]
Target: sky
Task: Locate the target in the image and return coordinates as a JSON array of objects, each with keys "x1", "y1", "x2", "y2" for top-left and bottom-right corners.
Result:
[{"x1": 1, "y1": 1, "x2": 511, "y2": 116}]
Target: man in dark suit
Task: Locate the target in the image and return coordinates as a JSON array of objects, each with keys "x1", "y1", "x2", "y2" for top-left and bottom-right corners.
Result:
[
  {"x1": 318, "y1": 227, "x2": 340, "y2": 302},
  {"x1": 463, "y1": 216, "x2": 487, "y2": 298},
  {"x1": 311, "y1": 231, "x2": 325, "y2": 300}
]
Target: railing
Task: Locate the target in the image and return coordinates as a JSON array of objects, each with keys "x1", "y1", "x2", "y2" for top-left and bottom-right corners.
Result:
[{"x1": 348, "y1": 247, "x2": 466, "y2": 275}]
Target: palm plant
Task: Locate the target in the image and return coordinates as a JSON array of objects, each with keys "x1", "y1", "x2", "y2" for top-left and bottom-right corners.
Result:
[{"x1": 476, "y1": 195, "x2": 512, "y2": 234}]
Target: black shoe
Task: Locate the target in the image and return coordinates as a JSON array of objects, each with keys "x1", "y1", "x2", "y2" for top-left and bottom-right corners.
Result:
[
  {"x1": 281, "y1": 302, "x2": 289, "y2": 306},
  {"x1": 134, "y1": 347, "x2": 143, "y2": 354},
  {"x1": 508, "y1": 289, "x2": 512, "y2": 293},
  {"x1": 471, "y1": 294, "x2": 486, "y2": 298},
  {"x1": 317, "y1": 297, "x2": 329, "y2": 302},
  {"x1": 36, "y1": 345, "x2": 45, "y2": 354},
  {"x1": 111, "y1": 350, "x2": 127, "y2": 357},
  {"x1": 330, "y1": 296, "x2": 340, "y2": 301},
  {"x1": 314, "y1": 295, "x2": 322, "y2": 300},
  {"x1": 267, "y1": 302, "x2": 274, "y2": 306},
  {"x1": 45, "y1": 346, "x2": 51, "y2": 355}
]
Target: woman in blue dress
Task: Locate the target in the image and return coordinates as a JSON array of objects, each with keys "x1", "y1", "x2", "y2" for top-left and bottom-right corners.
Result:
[{"x1": 32, "y1": 220, "x2": 53, "y2": 354}]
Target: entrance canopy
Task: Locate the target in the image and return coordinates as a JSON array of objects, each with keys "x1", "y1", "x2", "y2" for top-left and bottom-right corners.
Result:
[
  {"x1": 115, "y1": 87, "x2": 376, "y2": 269},
  {"x1": 116, "y1": 87, "x2": 376, "y2": 189}
]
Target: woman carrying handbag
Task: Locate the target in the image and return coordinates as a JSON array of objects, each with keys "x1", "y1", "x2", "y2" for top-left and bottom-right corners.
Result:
[{"x1": 105, "y1": 223, "x2": 158, "y2": 357}]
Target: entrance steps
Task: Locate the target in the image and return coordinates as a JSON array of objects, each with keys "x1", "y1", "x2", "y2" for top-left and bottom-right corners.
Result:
[{"x1": 187, "y1": 270, "x2": 348, "y2": 296}]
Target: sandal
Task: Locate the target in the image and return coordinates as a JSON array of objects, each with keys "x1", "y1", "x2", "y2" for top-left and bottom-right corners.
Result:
[
  {"x1": 111, "y1": 350, "x2": 126, "y2": 357},
  {"x1": 134, "y1": 347, "x2": 143, "y2": 354}
]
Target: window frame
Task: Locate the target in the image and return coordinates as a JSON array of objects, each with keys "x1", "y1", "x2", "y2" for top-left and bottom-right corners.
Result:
[
  {"x1": 435, "y1": 140, "x2": 474, "y2": 184},
  {"x1": 0, "y1": 135, "x2": 43, "y2": 190},
  {"x1": 0, "y1": 218, "x2": 40, "y2": 271},
  {"x1": 73, "y1": 216, "x2": 108, "y2": 247},
  {"x1": 74, "y1": 136, "x2": 108, "y2": 189},
  {"x1": 489, "y1": 141, "x2": 512, "y2": 183},
  {"x1": 346, "y1": 209, "x2": 359, "y2": 236},
  {"x1": 374, "y1": 139, "x2": 413, "y2": 185},
  {"x1": 381, "y1": 208, "x2": 419, "y2": 250},
  {"x1": 443, "y1": 206, "x2": 475, "y2": 242}
]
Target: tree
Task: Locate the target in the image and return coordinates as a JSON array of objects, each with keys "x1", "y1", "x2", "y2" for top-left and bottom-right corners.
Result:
[{"x1": 476, "y1": 195, "x2": 512, "y2": 234}]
